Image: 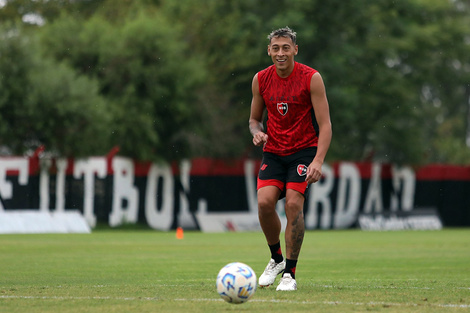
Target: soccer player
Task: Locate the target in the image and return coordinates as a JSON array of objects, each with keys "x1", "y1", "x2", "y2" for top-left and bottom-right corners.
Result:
[{"x1": 249, "y1": 27, "x2": 332, "y2": 291}]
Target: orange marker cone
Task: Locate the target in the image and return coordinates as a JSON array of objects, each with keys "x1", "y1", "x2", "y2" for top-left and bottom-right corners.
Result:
[{"x1": 176, "y1": 227, "x2": 184, "y2": 239}]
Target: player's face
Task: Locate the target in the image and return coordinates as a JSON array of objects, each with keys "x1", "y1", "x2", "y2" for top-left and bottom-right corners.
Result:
[{"x1": 267, "y1": 36, "x2": 298, "y2": 75}]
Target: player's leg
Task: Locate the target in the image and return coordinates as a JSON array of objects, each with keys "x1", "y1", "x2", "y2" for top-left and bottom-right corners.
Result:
[
  {"x1": 276, "y1": 189, "x2": 304, "y2": 291},
  {"x1": 282, "y1": 147, "x2": 315, "y2": 265},
  {"x1": 284, "y1": 188, "x2": 305, "y2": 261},
  {"x1": 257, "y1": 185, "x2": 282, "y2": 245},
  {"x1": 257, "y1": 185, "x2": 286, "y2": 287},
  {"x1": 276, "y1": 148, "x2": 314, "y2": 291},
  {"x1": 257, "y1": 152, "x2": 287, "y2": 287},
  {"x1": 257, "y1": 151, "x2": 286, "y2": 255},
  {"x1": 284, "y1": 188, "x2": 305, "y2": 271}
]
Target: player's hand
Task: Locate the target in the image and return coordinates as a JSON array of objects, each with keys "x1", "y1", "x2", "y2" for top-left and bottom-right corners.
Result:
[
  {"x1": 252, "y1": 131, "x2": 268, "y2": 146},
  {"x1": 305, "y1": 160, "x2": 323, "y2": 184}
]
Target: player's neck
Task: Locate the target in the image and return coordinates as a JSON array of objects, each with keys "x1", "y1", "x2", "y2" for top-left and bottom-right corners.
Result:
[{"x1": 275, "y1": 61, "x2": 295, "y2": 78}]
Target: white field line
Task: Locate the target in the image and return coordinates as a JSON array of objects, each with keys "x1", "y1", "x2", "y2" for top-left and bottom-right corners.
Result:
[
  {"x1": 5, "y1": 283, "x2": 468, "y2": 291},
  {"x1": 151, "y1": 279, "x2": 470, "y2": 291},
  {"x1": 313, "y1": 284, "x2": 470, "y2": 290},
  {"x1": 1, "y1": 295, "x2": 469, "y2": 309}
]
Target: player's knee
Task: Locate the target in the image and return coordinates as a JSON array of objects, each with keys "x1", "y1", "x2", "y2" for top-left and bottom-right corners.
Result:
[
  {"x1": 285, "y1": 195, "x2": 303, "y2": 209},
  {"x1": 284, "y1": 199, "x2": 303, "y2": 218},
  {"x1": 258, "y1": 196, "x2": 277, "y2": 213}
]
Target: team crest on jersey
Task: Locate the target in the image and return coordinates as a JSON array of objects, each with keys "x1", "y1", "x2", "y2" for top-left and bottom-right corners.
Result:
[
  {"x1": 277, "y1": 102, "x2": 288, "y2": 116},
  {"x1": 297, "y1": 164, "x2": 307, "y2": 176}
]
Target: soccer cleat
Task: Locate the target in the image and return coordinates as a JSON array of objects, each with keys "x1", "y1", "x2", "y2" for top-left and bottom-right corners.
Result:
[
  {"x1": 276, "y1": 273, "x2": 297, "y2": 291},
  {"x1": 258, "y1": 258, "x2": 286, "y2": 287}
]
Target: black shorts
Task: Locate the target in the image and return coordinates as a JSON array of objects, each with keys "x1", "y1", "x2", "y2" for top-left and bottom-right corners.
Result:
[{"x1": 257, "y1": 147, "x2": 317, "y2": 197}]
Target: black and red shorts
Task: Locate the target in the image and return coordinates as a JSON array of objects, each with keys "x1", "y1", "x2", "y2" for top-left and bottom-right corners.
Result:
[{"x1": 257, "y1": 147, "x2": 317, "y2": 198}]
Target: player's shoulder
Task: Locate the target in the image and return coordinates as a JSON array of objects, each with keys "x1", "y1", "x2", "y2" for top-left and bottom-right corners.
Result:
[
  {"x1": 295, "y1": 62, "x2": 318, "y2": 75},
  {"x1": 257, "y1": 65, "x2": 276, "y2": 84},
  {"x1": 258, "y1": 64, "x2": 276, "y2": 76}
]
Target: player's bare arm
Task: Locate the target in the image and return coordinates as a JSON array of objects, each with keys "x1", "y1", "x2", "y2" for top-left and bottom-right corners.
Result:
[
  {"x1": 306, "y1": 72, "x2": 332, "y2": 184},
  {"x1": 249, "y1": 73, "x2": 268, "y2": 146}
]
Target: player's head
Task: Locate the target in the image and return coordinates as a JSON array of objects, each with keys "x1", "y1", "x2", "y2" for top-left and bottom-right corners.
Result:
[
  {"x1": 267, "y1": 27, "x2": 298, "y2": 74},
  {"x1": 267, "y1": 27, "x2": 297, "y2": 45}
]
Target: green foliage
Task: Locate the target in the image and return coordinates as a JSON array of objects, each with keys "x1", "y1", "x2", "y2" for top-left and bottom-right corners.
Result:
[
  {"x1": 160, "y1": 0, "x2": 271, "y2": 158},
  {"x1": 0, "y1": 26, "x2": 34, "y2": 143},
  {"x1": 1, "y1": 0, "x2": 469, "y2": 164},
  {"x1": 161, "y1": 0, "x2": 470, "y2": 164},
  {"x1": 40, "y1": 8, "x2": 206, "y2": 161},
  {"x1": 27, "y1": 59, "x2": 112, "y2": 157},
  {"x1": 281, "y1": 0, "x2": 470, "y2": 164},
  {"x1": 0, "y1": 0, "x2": 106, "y2": 23},
  {"x1": 0, "y1": 23, "x2": 111, "y2": 156}
]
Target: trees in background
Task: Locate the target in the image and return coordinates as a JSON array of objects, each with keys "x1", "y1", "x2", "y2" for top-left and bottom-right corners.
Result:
[
  {"x1": 0, "y1": 0, "x2": 469, "y2": 164},
  {"x1": 301, "y1": 0, "x2": 470, "y2": 164},
  {"x1": 39, "y1": 8, "x2": 207, "y2": 161},
  {"x1": 0, "y1": 23, "x2": 112, "y2": 157}
]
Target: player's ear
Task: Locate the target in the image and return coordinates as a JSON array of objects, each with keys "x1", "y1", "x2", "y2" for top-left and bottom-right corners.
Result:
[
  {"x1": 295, "y1": 45, "x2": 298, "y2": 55},
  {"x1": 267, "y1": 45, "x2": 270, "y2": 56}
]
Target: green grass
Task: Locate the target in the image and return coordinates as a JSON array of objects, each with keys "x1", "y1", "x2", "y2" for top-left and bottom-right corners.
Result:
[{"x1": 0, "y1": 229, "x2": 469, "y2": 312}]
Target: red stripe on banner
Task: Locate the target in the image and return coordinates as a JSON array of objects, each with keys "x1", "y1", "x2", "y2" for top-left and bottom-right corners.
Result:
[
  {"x1": 133, "y1": 159, "x2": 263, "y2": 177},
  {"x1": 331, "y1": 162, "x2": 393, "y2": 179},
  {"x1": 65, "y1": 158, "x2": 75, "y2": 175},
  {"x1": 87, "y1": 160, "x2": 470, "y2": 180},
  {"x1": 2, "y1": 157, "x2": 469, "y2": 181},
  {"x1": 6, "y1": 170, "x2": 20, "y2": 176},
  {"x1": 415, "y1": 164, "x2": 470, "y2": 181},
  {"x1": 133, "y1": 161, "x2": 152, "y2": 177},
  {"x1": 189, "y1": 158, "x2": 261, "y2": 176}
]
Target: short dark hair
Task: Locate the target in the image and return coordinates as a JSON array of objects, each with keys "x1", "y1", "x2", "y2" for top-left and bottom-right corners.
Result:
[{"x1": 267, "y1": 27, "x2": 297, "y2": 45}]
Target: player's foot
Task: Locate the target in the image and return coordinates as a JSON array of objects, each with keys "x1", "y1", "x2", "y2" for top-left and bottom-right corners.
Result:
[
  {"x1": 258, "y1": 258, "x2": 286, "y2": 287},
  {"x1": 276, "y1": 273, "x2": 297, "y2": 291}
]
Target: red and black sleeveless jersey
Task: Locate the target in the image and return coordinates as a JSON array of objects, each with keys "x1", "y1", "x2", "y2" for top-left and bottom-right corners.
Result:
[{"x1": 258, "y1": 62, "x2": 319, "y2": 156}]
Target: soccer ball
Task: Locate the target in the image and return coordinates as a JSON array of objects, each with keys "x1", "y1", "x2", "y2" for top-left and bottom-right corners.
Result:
[{"x1": 216, "y1": 262, "x2": 257, "y2": 304}]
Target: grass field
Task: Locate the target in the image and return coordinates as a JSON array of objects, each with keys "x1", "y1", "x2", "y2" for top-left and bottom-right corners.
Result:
[{"x1": 0, "y1": 229, "x2": 469, "y2": 313}]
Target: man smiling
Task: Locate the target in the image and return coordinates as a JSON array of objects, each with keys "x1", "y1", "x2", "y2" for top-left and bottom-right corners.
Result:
[{"x1": 249, "y1": 27, "x2": 332, "y2": 291}]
